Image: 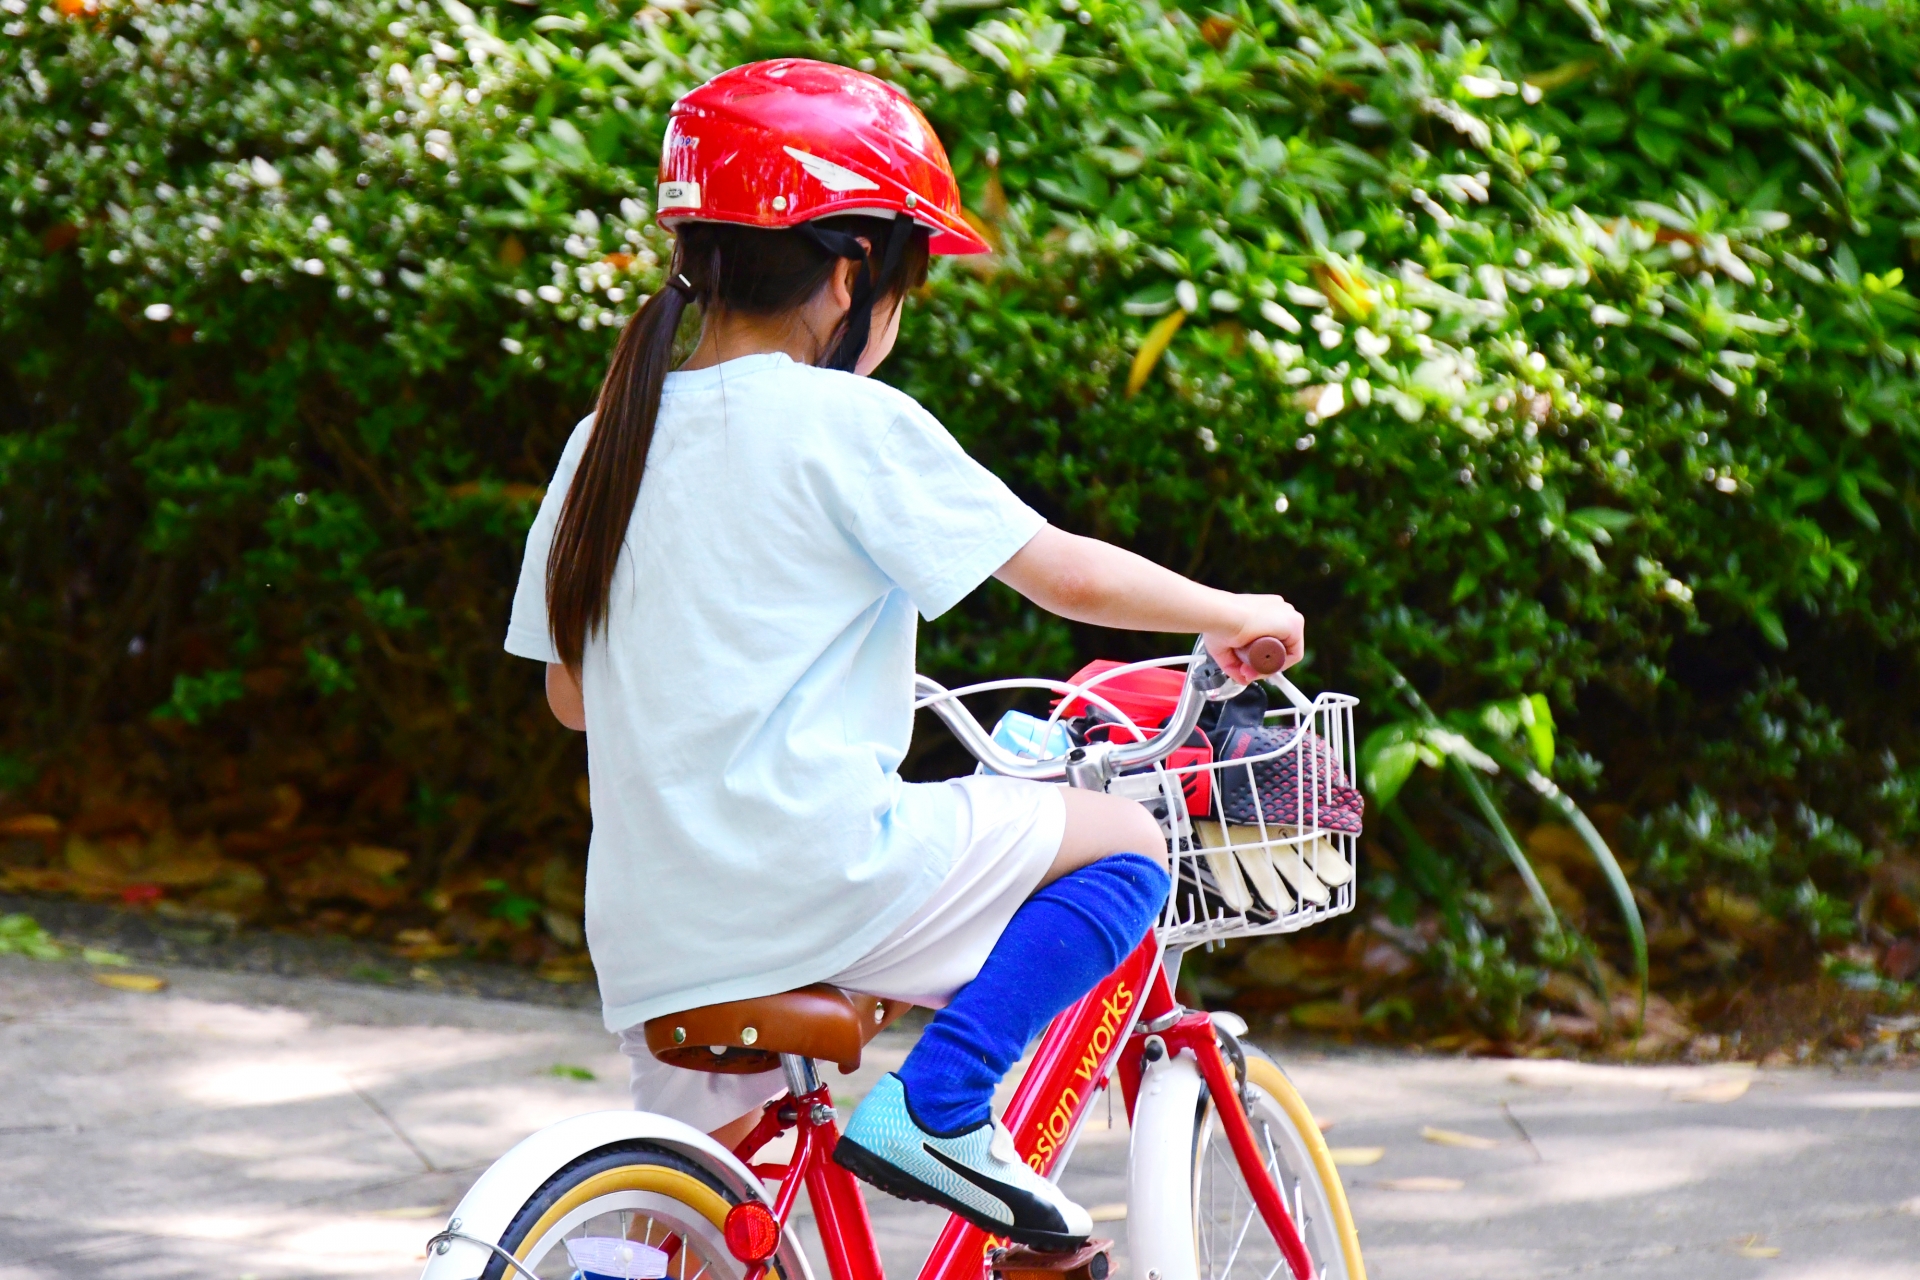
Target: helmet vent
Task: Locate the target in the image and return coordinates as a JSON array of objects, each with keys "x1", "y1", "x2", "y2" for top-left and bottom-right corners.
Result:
[{"x1": 784, "y1": 146, "x2": 879, "y2": 193}]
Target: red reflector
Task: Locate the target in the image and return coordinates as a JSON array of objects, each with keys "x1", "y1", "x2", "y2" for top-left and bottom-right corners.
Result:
[{"x1": 723, "y1": 1201, "x2": 781, "y2": 1262}]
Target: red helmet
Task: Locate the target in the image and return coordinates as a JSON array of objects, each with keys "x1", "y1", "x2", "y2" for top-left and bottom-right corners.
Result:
[{"x1": 656, "y1": 59, "x2": 990, "y2": 256}]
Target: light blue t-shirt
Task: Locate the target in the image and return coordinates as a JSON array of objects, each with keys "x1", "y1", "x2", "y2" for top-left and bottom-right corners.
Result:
[{"x1": 506, "y1": 352, "x2": 1046, "y2": 1031}]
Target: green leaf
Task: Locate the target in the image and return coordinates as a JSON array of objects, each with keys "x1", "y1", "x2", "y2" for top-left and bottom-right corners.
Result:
[
  {"x1": 1360, "y1": 724, "x2": 1423, "y2": 806},
  {"x1": 1524, "y1": 693, "x2": 1555, "y2": 772},
  {"x1": 1634, "y1": 125, "x2": 1682, "y2": 167}
]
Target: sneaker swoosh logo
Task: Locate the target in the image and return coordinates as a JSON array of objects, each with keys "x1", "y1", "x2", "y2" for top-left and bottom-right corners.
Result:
[{"x1": 923, "y1": 1144, "x2": 1017, "y2": 1222}]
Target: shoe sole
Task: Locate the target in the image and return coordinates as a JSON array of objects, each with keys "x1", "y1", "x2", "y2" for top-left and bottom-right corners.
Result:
[{"x1": 832, "y1": 1136, "x2": 1087, "y2": 1253}]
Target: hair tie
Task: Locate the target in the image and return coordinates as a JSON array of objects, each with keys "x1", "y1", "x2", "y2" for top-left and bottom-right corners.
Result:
[{"x1": 667, "y1": 273, "x2": 695, "y2": 299}]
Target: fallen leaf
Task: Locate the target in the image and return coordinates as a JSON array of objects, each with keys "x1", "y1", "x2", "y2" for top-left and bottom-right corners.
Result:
[
  {"x1": 1088, "y1": 1203, "x2": 1128, "y2": 1222},
  {"x1": 93, "y1": 972, "x2": 166, "y2": 993},
  {"x1": 1329, "y1": 1147, "x2": 1385, "y2": 1166},
  {"x1": 1421, "y1": 1125, "x2": 1500, "y2": 1150},
  {"x1": 0, "y1": 913, "x2": 65, "y2": 960},
  {"x1": 0, "y1": 813, "x2": 61, "y2": 838},
  {"x1": 346, "y1": 844, "x2": 410, "y2": 878},
  {"x1": 1731, "y1": 1236, "x2": 1780, "y2": 1259},
  {"x1": 548, "y1": 1063, "x2": 596, "y2": 1081},
  {"x1": 1316, "y1": 1116, "x2": 1336, "y2": 1132},
  {"x1": 1375, "y1": 1176, "x2": 1463, "y2": 1192},
  {"x1": 369, "y1": 1206, "x2": 444, "y2": 1220},
  {"x1": 1676, "y1": 1076, "x2": 1752, "y2": 1104},
  {"x1": 81, "y1": 947, "x2": 132, "y2": 966}
]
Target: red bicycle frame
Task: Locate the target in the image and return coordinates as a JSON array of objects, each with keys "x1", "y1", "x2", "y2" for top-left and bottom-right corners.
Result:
[{"x1": 731, "y1": 935, "x2": 1314, "y2": 1280}]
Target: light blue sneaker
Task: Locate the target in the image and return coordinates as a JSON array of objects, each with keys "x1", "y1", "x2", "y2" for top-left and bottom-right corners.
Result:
[{"x1": 834, "y1": 1074, "x2": 1093, "y2": 1250}]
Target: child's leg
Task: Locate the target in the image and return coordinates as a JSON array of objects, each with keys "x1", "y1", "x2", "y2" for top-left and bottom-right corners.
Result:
[{"x1": 836, "y1": 791, "x2": 1170, "y2": 1248}]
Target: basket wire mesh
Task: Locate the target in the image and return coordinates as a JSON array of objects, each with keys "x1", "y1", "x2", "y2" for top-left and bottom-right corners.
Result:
[{"x1": 940, "y1": 655, "x2": 1362, "y2": 947}]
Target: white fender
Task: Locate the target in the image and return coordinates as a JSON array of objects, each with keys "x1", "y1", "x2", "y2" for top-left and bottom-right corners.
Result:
[
  {"x1": 1127, "y1": 1052, "x2": 1203, "y2": 1280},
  {"x1": 417, "y1": 1109, "x2": 813, "y2": 1280}
]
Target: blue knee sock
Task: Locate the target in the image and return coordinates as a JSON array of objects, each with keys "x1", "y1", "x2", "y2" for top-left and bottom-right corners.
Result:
[{"x1": 895, "y1": 853, "x2": 1171, "y2": 1136}]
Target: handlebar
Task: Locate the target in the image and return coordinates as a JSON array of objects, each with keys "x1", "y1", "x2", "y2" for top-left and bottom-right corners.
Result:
[{"x1": 913, "y1": 636, "x2": 1311, "y2": 787}]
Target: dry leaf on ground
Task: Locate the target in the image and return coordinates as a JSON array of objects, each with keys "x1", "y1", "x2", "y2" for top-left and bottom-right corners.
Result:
[
  {"x1": 93, "y1": 972, "x2": 166, "y2": 993},
  {"x1": 1731, "y1": 1237, "x2": 1781, "y2": 1259},
  {"x1": 1088, "y1": 1203, "x2": 1128, "y2": 1222},
  {"x1": 1329, "y1": 1147, "x2": 1385, "y2": 1166},
  {"x1": 1421, "y1": 1125, "x2": 1500, "y2": 1149},
  {"x1": 1676, "y1": 1076, "x2": 1752, "y2": 1103},
  {"x1": 1376, "y1": 1176, "x2": 1464, "y2": 1192}
]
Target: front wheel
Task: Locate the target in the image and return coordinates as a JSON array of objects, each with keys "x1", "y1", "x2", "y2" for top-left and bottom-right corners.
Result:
[
  {"x1": 1129, "y1": 1045, "x2": 1364, "y2": 1280},
  {"x1": 481, "y1": 1142, "x2": 758, "y2": 1280}
]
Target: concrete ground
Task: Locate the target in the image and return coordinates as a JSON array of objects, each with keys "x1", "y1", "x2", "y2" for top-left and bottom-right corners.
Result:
[{"x1": 2, "y1": 954, "x2": 1917, "y2": 1280}]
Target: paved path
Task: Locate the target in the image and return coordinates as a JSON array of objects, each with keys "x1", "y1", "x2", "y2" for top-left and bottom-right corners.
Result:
[{"x1": 3, "y1": 955, "x2": 1917, "y2": 1280}]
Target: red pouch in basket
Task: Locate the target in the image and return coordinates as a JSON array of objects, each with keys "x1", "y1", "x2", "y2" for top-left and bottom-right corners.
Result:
[{"x1": 1053, "y1": 660, "x2": 1187, "y2": 725}]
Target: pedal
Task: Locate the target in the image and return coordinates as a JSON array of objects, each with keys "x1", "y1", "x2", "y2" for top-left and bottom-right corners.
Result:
[{"x1": 990, "y1": 1239, "x2": 1113, "y2": 1280}]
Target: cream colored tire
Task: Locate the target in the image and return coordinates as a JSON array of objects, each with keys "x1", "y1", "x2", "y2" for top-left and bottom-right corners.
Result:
[{"x1": 483, "y1": 1143, "x2": 754, "y2": 1280}]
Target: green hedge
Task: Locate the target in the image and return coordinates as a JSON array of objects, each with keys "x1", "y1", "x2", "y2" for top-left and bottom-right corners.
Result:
[{"x1": 4, "y1": 0, "x2": 1918, "y2": 1028}]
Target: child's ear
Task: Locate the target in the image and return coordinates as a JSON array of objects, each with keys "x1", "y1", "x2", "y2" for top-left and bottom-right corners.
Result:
[{"x1": 827, "y1": 255, "x2": 861, "y2": 312}]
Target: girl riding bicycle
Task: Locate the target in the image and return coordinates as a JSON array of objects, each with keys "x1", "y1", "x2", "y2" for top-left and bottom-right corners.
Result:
[{"x1": 505, "y1": 59, "x2": 1305, "y2": 1251}]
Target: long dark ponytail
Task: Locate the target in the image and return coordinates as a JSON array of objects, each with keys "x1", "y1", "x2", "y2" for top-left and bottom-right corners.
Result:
[{"x1": 544, "y1": 215, "x2": 930, "y2": 672}]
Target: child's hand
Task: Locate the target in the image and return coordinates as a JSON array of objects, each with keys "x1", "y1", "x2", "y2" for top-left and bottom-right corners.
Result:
[{"x1": 1204, "y1": 595, "x2": 1306, "y2": 683}]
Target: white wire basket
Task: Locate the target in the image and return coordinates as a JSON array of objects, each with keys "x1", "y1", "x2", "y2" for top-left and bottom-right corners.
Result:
[{"x1": 940, "y1": 655, "x2": 1362, "y2": 948}]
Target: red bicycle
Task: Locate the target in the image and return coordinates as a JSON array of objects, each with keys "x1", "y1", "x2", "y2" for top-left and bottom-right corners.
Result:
[{"x1": 422, "y1": 640, "x2": 1366, "y2": 1280}]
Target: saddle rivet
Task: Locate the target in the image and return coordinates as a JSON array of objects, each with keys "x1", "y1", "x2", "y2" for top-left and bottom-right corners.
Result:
[
  {"x1": 741, "y1": 1026, "x2": 758, "y2": 1046},
  {"x1": 904, "y1": 193, "x2": 918, "y2": 208},
  {"x1": 672, "y1": 1026, "x2": 687, "y2": 1044},
  {"x1": 874, "y1": 1003, "x2": 886, "y2": 1024}
]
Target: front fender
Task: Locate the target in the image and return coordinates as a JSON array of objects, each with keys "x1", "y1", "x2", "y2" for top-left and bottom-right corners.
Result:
[{"x1": 417, "y1": 1109, "x2": 812, "y2": 1280}]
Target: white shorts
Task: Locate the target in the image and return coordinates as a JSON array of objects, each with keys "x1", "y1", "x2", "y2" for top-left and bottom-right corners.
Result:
[{"x1": 617, "y1": 774, "x2": 1065, "y2": 1133}]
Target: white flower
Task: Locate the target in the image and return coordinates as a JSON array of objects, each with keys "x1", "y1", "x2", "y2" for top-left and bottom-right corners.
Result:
[
  {"x1": 1351, "y1": 377, "x2": 1372, "y2": 406},
  {"x1": 1318, "y1": 326, "x2": 1343, "y2": 349},
  {"x1": 620, "y1": 197, "x2": 645, "y2": 222},
  {"x1": 1284, "y1": 282, "x2": 1329, "y2": 308},
  {"x1": 302, "y1": 258, "x2": 326, "y2": 275},
  {"x1": 1662, "y1": 578, "x2": 1694, "y2": 604},
  {"x1": 1175, "y1": 280, "x2": 1200, "y2": 313},
  {"x1": 249, "y1": 157, "x2": 282, "y2": 187},
  {"x1": 1197, "y1": 426, "x2": 1219, "y2": 452},
  {"x1": 1312, "y1": 382, "x2": 1345, "y2": 418},
  {"x1": 1273, "y1": 493, "x2": 1290, "y2": 514},
  {"x1": 1715, "y1": 475, "x2": 1739, "y2": 493},
  {"x1": 537, "y1": 284, "x2": 564, "y2": 304},
  {"x1": 500, "y1": 336, "x2": 524, "y2": 354},
  {"x1": 326, "y1": 237, "x2": 351, "y2": 254},
  {"x1": 1590, "y1": 304, "x2": 1631, "y2": 326},
  {"x1": 1458, "y1": 73, "x2": 1514, "y2": 98},
  {"x1": 1259, "y1": 299, "x2": 1301, "y2": 333},
  {"x1": 1209, "y1": 289, "x2": 1240, "y2": 311},
  {"x1": 143, "y1": 303, "x2": 173, "y2": 321},
  {"x1": 1354, "y1": 328, "x2": 1390, "y2": 357}
]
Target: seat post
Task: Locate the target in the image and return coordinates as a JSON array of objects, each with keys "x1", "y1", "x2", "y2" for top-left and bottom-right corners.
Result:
[{"x1": 781, "y1": 1053, "x2": 821, "y2": 1098}]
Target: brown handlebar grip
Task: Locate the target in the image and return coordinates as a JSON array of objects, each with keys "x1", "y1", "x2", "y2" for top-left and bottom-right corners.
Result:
[{"x1": 1242, "y1": 636, "x2": 1288, "y2": 675}]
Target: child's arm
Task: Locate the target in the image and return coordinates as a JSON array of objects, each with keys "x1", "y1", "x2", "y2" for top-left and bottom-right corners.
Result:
[
  {"x1": 547, "y1": 662, "x2": 586, "y2": 730},
  {"x1": 994, "y1": 526, "x2": 1305, "y2": 685}
]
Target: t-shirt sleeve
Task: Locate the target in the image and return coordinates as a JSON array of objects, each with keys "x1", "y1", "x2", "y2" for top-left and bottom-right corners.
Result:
[
  {"x1": 847, "y1": 402, "x2": 1047, "y2": 620},
  {"x1": 504, "y1": 419, "x2": 593, "y2": 664}
]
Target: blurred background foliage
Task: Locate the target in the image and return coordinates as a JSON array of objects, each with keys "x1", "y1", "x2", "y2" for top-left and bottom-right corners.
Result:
[{"x1": 4, "y1": 0, "x2": 1918, "y2": 1050}]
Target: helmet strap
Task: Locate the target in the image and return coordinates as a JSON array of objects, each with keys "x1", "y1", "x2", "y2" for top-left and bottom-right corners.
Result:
[{"x1": 800, "y1": 217, "x2": 914, "y2": 373}]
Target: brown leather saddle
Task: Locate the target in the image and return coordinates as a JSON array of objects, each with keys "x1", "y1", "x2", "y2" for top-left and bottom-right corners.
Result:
[{"x1": 643, "y1": 983, "x2": 911, "y2": 1075}]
